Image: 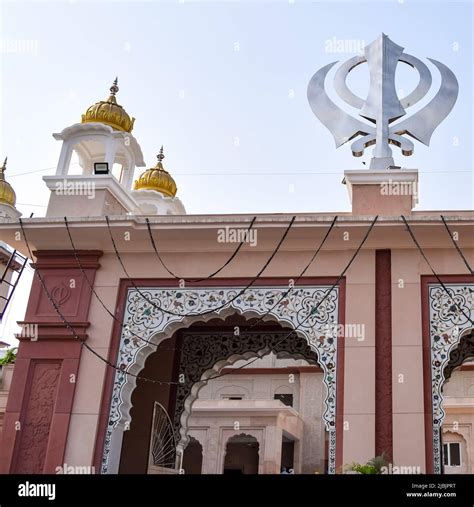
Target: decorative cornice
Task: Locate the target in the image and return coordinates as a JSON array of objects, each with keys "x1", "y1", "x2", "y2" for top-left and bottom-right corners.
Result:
[
  {"x1": 221, "y1": 365, "x2": 322, "y2": 374},
  {"x1": 190, "y1": 400, "x2": 301, "y2": 417},
  {"x1": 344, "y1": 168, "x2": 419, "y2": 206},
  {"x1": 32, "y1": 250, "x2": 103, "y2": 269},
  {"x1": 16, "y1": 321, "x2": 90, "y2": 341},
  {"x1": 344, "y1": 168, "x2": 419, "y2": 184},
  {"x1": 43, "y1": 174, "x2": 139, "y2": 213}
]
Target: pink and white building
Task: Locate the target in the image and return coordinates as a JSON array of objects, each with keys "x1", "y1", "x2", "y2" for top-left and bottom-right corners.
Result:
[{"x1": 0, "y1": 74, "x2": 472, "y2": 476}]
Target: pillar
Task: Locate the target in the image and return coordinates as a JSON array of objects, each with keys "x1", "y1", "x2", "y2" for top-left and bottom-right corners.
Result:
[
  {"x1": 0, "y1": 250, "x2": 102, "y2": 473},
  {"x1": 262, "y1": 426, "x2": 282, "y2": 474}
]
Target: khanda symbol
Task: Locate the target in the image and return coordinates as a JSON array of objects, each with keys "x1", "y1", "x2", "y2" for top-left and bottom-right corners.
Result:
[{"x1": 307, "y1": 34, "x2": 458, "y2": 170}]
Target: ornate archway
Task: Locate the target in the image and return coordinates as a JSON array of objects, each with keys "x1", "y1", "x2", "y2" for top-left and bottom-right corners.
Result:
[
  {"x1": 223, "y1": 433, "x2": 260, "y2": 475},
  {"x1": 427, "y1": 282, "x2": 474, "y2": 473},
  {"x1": 101, "y1": 283, "x2": 341, "y2": 474},
  {"x1": 174, "y1": 329, "x2": 319, "y2": 449}
]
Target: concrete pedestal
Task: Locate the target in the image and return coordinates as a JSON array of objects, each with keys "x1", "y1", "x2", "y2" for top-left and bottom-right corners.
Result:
[{"x1": 344, "y1": 168, "x2": 419, "y2": 215}]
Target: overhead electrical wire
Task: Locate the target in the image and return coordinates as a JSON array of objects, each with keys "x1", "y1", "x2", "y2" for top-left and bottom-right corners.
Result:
[
  {"x1": 16, "y1": 214, "x2": 474, "y2": 441},
  {"x1": 19, "y1": 215, "x2": 300, "y2": 387},
  {"x1": 64, "y1": 216, "x2": 267, "y2": 352},
  {"x1": 6, "y1": 166, "x2": 472, "y2": 179},
  {"x1": 167, "y1": 214, "x2": 378, "y2": 382},
  {"x1": 19, "y1": 218, "x2": 179, "y2": 387},
  {"x1": 18, "y1": 214, "x2": 369, "y2": 386},
  {"x1": 105, "y1": 215, "x2": 296, "y2": 318},
  {"x1": 440, "y1": 215, "x2": 474, "y2": 275},
  {"x1": 145, "y1": 216, "x2": 257, "y2": 282},
  {"x1": 19, "y1": 216, "x2": 287, "y2": 386},
  {"x1": 64, "y1": 215, "x2": 338, "y2": 353},
  {"x1": 23, "y1": 215, "x2": 373, "y2": 387},
  {"x1": 64, "y1": 217, "x2": 163, "y2": 349},
  {"x1": 242, "y1": 215, "x2": 338, "y2": 333},
  {"x1": 401, "y1": 215, "x2": 474, "y2": 327},
  {"x1": 19, "y1": 215, "x2": 473, "y2": 389}
]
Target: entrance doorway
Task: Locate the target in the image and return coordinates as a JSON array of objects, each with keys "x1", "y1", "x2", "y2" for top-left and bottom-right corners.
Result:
[
  {"x1": 117, "y1": 316, "x2": 326, "y2": 474},
  {"x1": 281, "y1": 435, "x2": 295, "y2": 473},
  {"x1": 223, "y1": 434, "x2": 259, "y2": 474},
  {"x1": 440, "y1": 329, "x2": 474, "y2": 474},
  {"x1": 182, "y1": 436, "x2": 203, "y2": 474}
]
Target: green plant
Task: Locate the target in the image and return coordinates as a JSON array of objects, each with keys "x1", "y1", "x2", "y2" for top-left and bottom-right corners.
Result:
[
  {"x1": 344, "y1": 454, "x2": 389, "y2": 475},
  {"x1": 0, "y1": 347, "x2": 17, "y2": 366},
  {"x1": 367, "y1": 453, "x2": 389, "y2": 473},
  {"x1": 351, "y1": 463, "x2": 378, "y2": 474}
]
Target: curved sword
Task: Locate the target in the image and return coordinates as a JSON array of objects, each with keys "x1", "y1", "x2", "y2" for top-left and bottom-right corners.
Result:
[
  {"x1": 390, "y1": 58, "x2": 459, "y2": 146},
  {"x1": 307, "y1": 61, "x2": 375, "y2": 148}
]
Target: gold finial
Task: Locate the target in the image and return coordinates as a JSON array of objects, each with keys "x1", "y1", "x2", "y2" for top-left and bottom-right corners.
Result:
[
  {"x1": 106, "y1": 77, "x2": 119, "y2": 104},
  {"x1": 157, "y1": 146, "x2": 165, "y2": 164},
  {"x1": 133, "y1": 147, "x2": 177, "y2": 197},
  {"x1": 110, "y1": 77, "x2": 119, "y2": 97},
  {"x1": 82, "y1": 77, "x2": 135, "y2": 133},
  {"x1": 0, "y1": 157, "x2": 7, "y2": 180}
]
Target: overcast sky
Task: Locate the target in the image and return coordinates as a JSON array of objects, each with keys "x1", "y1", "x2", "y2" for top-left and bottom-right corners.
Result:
[{"x1": 0, "y1": 0, "x2": 473, "y2": 344}]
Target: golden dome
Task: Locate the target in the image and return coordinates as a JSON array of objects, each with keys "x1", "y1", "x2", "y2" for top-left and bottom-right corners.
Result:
[
  {"x1": 133, "y1": 147, "x2": 177, "y2": 197},
  {"x1": 0, "y1": 158, "x2": 16, "y2": 207},
  {"x1": 81, "y1": 78, "x2": 135, "y2": 133}
]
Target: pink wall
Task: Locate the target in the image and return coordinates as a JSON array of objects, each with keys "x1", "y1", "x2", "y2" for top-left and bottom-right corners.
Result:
[{"x1": 1, "y1": 215, "x2": 472, "y2": 473}]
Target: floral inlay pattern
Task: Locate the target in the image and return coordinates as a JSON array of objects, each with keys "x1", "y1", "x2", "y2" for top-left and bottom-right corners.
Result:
[
  {"x1": 102, "y1": 284, "x2": 340, "y2": 474},
  {"x1": 428, "y1": 283, "x2": 474, "y2": 474}
]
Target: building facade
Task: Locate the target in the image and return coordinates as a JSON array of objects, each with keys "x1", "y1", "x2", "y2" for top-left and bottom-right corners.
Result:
[
  {"x1": 0, "y1": 44, "x2": 472, "y2": 475},
  {"x1": 180, "y1": 353, "x2": 325, "y2": 474}
]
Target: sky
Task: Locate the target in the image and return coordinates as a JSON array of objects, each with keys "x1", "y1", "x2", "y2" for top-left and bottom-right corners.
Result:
[{"x1": 0, "y1": 0, "x2": 473, "y2": 344}]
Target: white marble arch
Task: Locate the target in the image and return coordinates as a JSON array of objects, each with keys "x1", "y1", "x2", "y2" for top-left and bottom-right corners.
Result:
[
  {"x1": 428, "y1": 283, "x2": 474, "y2": 473},
  {"x1": 101, "y1": 284, "x2": 340, "y2": 474}
]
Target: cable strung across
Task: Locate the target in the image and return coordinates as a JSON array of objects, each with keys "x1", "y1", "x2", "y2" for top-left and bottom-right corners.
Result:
[
  {"x1": 105, "y1": 215, "x2": 296, "y2": 318},
  {"x1": 18, "y1": 214, "x2": 368, "y2": 386},
  {"x1": 242, "y1": 215, "x2": 339, "y2": 334},
  {"x1": 203, "y1": 215, "x2": 377, "y2": 382},
  {"x1": 146, "y1": 216, "x2": 257, "y2": 282},
  {"x1": 401, "y1": 215, "x2": 474, "y2": 327},
  {"x1": 64, "y1": 216, "x2": 161, "y2": 349},
  {"x1": 64, "y1": 215, "x2": 338, "y2": 353},
  {"x1": 18, "y1": 217, "x2": 177, "y2": 386},
  {"x1": 440, "y1": 215, "x2": 474, "y2": 275}
]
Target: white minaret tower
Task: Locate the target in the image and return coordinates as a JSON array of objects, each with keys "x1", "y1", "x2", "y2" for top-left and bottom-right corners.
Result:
[{"x1": 43, "y1": 78, "x2": 146, "y2": 217}]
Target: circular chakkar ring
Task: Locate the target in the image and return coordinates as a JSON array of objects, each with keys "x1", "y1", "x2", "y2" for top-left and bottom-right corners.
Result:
[{"x1": 334, "y1": 52, "x2": 432, "y2": 113}]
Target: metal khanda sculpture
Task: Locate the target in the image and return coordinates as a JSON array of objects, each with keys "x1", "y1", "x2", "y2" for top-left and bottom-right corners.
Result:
[{"x1": 307, "y1": 34, "x2": 459, "y2": 170}]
